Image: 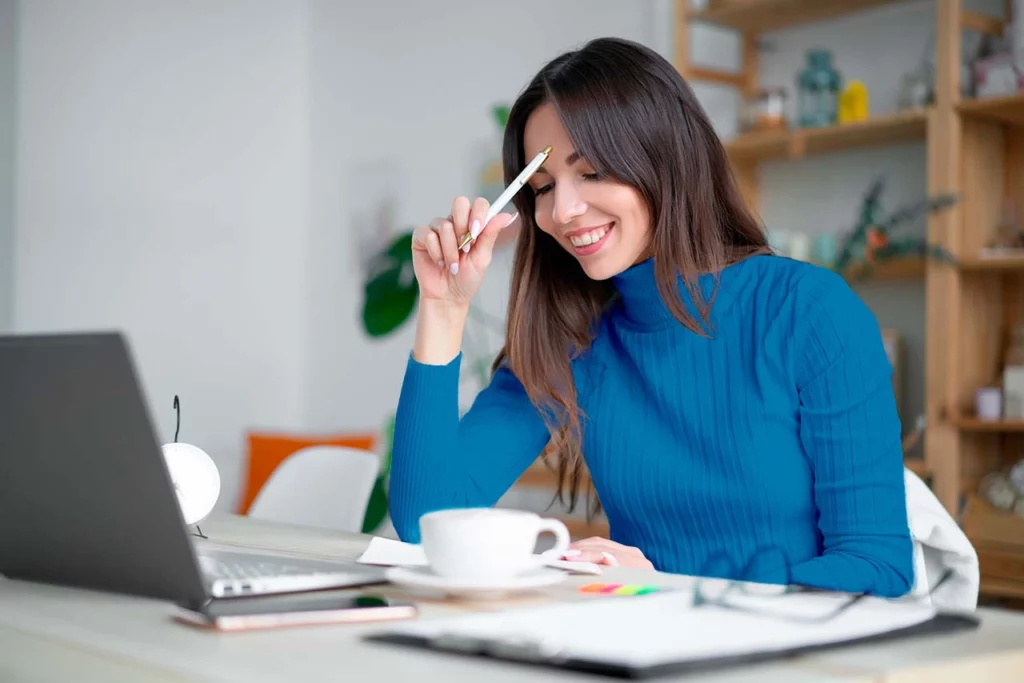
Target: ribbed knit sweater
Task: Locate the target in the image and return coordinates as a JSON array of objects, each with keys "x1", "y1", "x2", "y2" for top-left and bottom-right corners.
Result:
[{"x1": 389, "y1": 255, "x2": 915, "y2": 597}]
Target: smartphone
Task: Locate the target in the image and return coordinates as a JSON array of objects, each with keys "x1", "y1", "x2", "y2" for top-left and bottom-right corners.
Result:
[{"x1": 175, "y1": 593, "x2": 418, "y2": 632}]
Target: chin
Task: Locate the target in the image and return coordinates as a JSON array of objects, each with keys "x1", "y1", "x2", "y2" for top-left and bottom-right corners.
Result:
[
  {"x1": 571, "y1": 248, "x2": 635, "y2": 280},
  {"x1": 577, "y1": 259, "x2": 624, "y2": 281}
]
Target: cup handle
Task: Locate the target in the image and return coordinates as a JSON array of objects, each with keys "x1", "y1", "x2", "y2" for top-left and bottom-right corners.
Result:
[{"x1": 536, "y1": 517, "x2": 571, "y2": 558}]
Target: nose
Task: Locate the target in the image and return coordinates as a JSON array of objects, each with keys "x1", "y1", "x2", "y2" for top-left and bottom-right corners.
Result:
[{"x1": 552, "y1": 181, "x2": 588, "y2": 225}]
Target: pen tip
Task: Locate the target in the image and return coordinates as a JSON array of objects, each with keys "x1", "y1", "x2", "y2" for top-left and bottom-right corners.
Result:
[{"x1": 542, "y1": 145, "x2": 552, "y2": 155}]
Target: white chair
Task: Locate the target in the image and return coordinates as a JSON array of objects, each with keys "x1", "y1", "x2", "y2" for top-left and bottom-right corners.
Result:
[
  {"x1": 247, "y1": 445, "x2": 380, "y2": 533},
  {"x1": 904, "y1": 466, "x2": 979, "y2": 611}
]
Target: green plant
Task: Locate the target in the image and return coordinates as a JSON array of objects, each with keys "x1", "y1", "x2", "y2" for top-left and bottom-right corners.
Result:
[
  {"x1": 361, "y1": 232, "x2": 418, "y2": 338},
  {"x1": 361, "y1": 414, "x2": 393, "y2": 533},
  {"x1": 833, "y1": 176, "x2": 958, "y2": 279}
]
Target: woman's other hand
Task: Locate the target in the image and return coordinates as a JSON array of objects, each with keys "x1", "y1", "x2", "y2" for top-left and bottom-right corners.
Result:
[
  {"x1": 561, "y1": 536, "x2": 655, "y2": 570},
  {"x1": 411, "y1": 195, "x2": 516, "y2": 307}
]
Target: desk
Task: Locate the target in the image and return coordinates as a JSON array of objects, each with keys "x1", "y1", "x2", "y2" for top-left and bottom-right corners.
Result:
[{"x1": 1, "y1": 515, "x2": 1023, "y2": 682}]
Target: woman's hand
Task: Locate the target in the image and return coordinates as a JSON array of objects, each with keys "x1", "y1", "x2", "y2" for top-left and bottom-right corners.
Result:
[
  {"x1": 411, "y1": 195, "x2": 516, "y2": 307},
  {"x1": 561, "y1": 537, "x2": 655, "y2": 570}
]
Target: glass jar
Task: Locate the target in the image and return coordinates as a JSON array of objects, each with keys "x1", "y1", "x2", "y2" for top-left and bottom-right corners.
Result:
[
  {"x1": 740, "y1": 88, "x2": 788, "y2": 132},
  {"x1": 798, "y1": 49, "x2": 842, "y2": 128},
  {"x1": 1004, "y1": 323, "x2": 1024, "y2": 419},
  {"x1": 1006, "y1": 323, "x2": 1024, "y2": 367}
]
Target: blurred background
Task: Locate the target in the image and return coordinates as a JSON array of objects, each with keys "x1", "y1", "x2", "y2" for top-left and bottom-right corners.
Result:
[{"x1": 2, "y1": 0, "x2": 1023, "y2": 601}]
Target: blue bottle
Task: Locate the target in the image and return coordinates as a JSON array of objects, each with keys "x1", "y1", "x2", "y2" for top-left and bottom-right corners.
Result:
[{"x1": 798, "y1": 49, "x2": 842, "y2": 128}]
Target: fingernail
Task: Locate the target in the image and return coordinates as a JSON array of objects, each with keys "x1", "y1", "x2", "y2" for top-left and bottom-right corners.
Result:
[
  {"x1": 470, "y1": 219, "x2": 482, "y2": 239},
  {"x1": 601, "y1": 552, "x2": 619, "y2": 566},
  {"x1": 450, "y1": 262, "x2": 459, "y2": 275},
  {"x1": 504, "y1": 212, "x2": 519, "y2": 227},
  {"x1": 437, "y1": 260, "x2": 444, "y2": 269},
  {"x1": 563, "y1": 549, "x2": 582, "y2": 557}
]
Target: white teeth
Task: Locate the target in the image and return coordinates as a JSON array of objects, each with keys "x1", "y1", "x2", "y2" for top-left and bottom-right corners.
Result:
[{"x1": 569, "y1": 226, "x2": 608, "y2": 247}]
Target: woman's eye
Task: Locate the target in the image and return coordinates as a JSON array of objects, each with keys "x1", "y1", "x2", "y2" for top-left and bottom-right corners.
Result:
[{"x1": 533, "y1": 172, "x2": 600, "y2": 196}]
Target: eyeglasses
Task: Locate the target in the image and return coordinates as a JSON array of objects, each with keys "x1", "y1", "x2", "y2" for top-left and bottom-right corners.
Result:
[{"x1": 691, "y1": 549, "x2": 955, "y2": 624}]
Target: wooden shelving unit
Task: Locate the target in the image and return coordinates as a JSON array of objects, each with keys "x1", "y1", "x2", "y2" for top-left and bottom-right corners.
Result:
[
  {"x1": 841, "y1": 256, "x2": 927, "y2": 281},
  {"x1": 958, "y1": 252, "x2": 1024, "y2": 271},
  {"x1": 726, "y1": 108, "x2": 929, "y2": 162},
  {"x1": 691, "y1": 0, "x2": 907, "y2": 33},
  {"x1": 678, "y1": 0, "x2": 1024, "y2": 599},
  {"x1": 952, "y1": 418, "x2": 1024, "y2": 433},
  {"x1": 957, "y1": 91, "x2": 1024, "y2": 126}
]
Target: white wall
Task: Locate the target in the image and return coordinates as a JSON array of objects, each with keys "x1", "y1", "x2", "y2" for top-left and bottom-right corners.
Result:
[
  {"x1": 12, "y1": 0, "x2": 668, "y2": 512},
  {"x1": 0, "y1": 0, "x2": 14, "y2": 333},
  {"x1": 14, "y1": 0, "x2": 311, "y2": 508}
]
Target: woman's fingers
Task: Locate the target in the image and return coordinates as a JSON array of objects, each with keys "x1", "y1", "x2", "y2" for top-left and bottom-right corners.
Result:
[
  {"x1": 562, "y1": 549, "x2": 613, "y2": 565},
  {"x1": 564, "y1": 539, "x2": 622, "y2": 565},
  {"x1": 450, "y1": 195, "x2": 471, "y2": 247},
  {"x1": 436, "y1": 218, "x2": 460, "y2": 274},
  {"x1": 563, "y1": 537, "x2": 653, "y2": 569},
  {"x1": 468, "y1": 212, "x2": 516, "y2": 267},
  {"x1": 416, "y1": 222, "x2": 445, "y2": 268},
  {"x1": 463, "y1": 197, "x2": 491, "y2": 252}
]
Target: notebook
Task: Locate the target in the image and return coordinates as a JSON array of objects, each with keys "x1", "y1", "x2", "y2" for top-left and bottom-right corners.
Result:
[{"x1": 364, "y1": 588, "x2": 979, "y2": 679}]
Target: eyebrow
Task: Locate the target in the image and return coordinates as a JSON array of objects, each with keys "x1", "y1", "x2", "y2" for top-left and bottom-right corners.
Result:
[{"x1": 536, "y1": 151, "x2": 581, "y2": 176}]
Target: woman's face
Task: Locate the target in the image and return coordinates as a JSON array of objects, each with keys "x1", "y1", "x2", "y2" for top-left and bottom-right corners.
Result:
[{"x1": 523, "y1": 103, "x2": 652, "y2": 280}]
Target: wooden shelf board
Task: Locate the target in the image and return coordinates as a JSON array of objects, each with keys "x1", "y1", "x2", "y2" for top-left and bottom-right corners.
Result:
[
  {"x1": 962, "y1": 495, "x2": 1024, "y2": 597},
  {"x1": 840, "y1": 257, "x2": 926, "y2": 282},
  {"x1": 957, "y1": 91, "x2": 1024, "y2": 127},
  {"x1": 951, "y1": 417, "x2": 1024, "y2": 432},
  {"x1": 725, "y1": 109, "x2": 928, "y2": 163},
  {"x1": 959, "y1": 251, "x2": 1024, "y2": 271},
  {"x1": 691, "y1": 0, "x2": 907, "y2": 34}
]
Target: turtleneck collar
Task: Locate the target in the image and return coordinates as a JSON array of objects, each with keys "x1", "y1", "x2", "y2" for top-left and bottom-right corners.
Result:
[{"x1": 610, "y1": 257, "x2": 754, "y2": 332}]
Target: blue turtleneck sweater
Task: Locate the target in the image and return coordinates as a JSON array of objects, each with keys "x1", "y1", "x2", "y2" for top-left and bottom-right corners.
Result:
[{"x1": 389, "y1": 255, "x2": 914, "y2": 597}]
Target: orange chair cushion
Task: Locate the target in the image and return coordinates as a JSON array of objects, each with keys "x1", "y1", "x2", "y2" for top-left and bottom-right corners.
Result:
[{"x1": 239, "y1": 432, "x2": 377, "y2": 514}]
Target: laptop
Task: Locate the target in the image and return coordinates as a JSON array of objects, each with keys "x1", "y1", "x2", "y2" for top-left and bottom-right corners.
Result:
[{"x1": 0, "y1": 332, "x2": 388, "y2": 611}]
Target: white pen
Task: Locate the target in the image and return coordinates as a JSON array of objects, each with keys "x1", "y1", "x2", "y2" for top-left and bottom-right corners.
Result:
[{"x1": 459, "y1": 145, "x2": 553, "y2": 252}]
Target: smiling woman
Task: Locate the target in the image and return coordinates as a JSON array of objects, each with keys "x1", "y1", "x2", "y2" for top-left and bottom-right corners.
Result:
[{"x1": 387, "y1": 37, "x2": 915, "y2": 598}]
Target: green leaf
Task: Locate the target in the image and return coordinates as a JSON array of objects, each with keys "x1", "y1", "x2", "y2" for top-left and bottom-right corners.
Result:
[
  {"x1": 361, "y1": 412, "x2": 396, "y2": 534},
  {"x1": 492, "y1": 104, "x2": 510, "y2": 129},
  {"x1": 361, "y1": 476, "x2": 389, "y2": 533},
  {"x1": 362, "y1": 232, "x2": 418, "y2": 337}
]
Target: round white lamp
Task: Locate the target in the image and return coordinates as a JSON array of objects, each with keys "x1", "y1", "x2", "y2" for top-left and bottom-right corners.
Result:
[{"x1": 162, "y1": 396, "x2": 220, "y2": 536}]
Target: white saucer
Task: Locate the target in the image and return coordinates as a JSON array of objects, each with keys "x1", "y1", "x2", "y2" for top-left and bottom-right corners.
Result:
[{"x1": 385, "y1": 565, "x2": 567, "y2": 599}]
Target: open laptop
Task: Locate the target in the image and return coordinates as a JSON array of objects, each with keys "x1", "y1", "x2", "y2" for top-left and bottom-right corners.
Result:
[{"x1": 0, "y1": 332, "x2": 388, "y2": 611}]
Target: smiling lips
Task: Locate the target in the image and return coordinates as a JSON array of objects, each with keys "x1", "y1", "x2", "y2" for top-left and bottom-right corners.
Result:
[{"x1": 567, "y1": 223, "x2": 613, "y2": 256}]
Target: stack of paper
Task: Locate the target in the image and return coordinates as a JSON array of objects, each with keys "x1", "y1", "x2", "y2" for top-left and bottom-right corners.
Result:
[{"x1": 356, "y1": 537, "x2": 602, "y2": 575}]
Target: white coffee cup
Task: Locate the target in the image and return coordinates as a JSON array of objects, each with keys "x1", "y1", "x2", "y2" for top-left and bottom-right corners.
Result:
[{"x1": 419, "y1": 508, "x2": 571, "y2": 582}]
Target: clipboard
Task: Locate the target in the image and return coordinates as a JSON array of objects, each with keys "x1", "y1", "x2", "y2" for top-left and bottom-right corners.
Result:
[{"x1": 362, "y1": 590, "x2": 981, "y2": 679}]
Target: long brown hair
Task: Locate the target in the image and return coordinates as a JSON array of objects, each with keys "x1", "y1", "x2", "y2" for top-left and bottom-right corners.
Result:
[{"x1": 492, "y1": 37, "x2": 770, "y2": 517}]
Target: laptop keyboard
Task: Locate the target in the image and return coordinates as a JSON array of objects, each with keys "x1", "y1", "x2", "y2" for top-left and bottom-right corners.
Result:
[{"x1": 197, "y1": 549, "x2": 352, "y2": 579}]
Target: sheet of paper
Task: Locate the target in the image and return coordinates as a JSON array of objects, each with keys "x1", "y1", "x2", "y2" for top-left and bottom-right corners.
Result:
[
  {"x1": 375, "y1": 589, "x2": 939, "y2": 668},
  {"x1": 357, "y1": 537, "x2": 428, "y2": 566},
  {"x1": 356, "y1": 536, "x2": 602, "y2": 575}
]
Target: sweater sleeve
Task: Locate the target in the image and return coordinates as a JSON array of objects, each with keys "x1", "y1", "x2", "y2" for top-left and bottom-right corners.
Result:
[
  {"x1": 387, "y1": 352, "x2": 551, "y2": 543},
  {"x1": 787, "y1": 270, "x2": 915, "y2": 598}
]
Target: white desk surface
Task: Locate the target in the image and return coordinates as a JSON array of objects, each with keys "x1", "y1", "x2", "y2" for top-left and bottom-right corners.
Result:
[{"x1": 1, "y1": 514, "x2": 1023, "y2": 683}]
